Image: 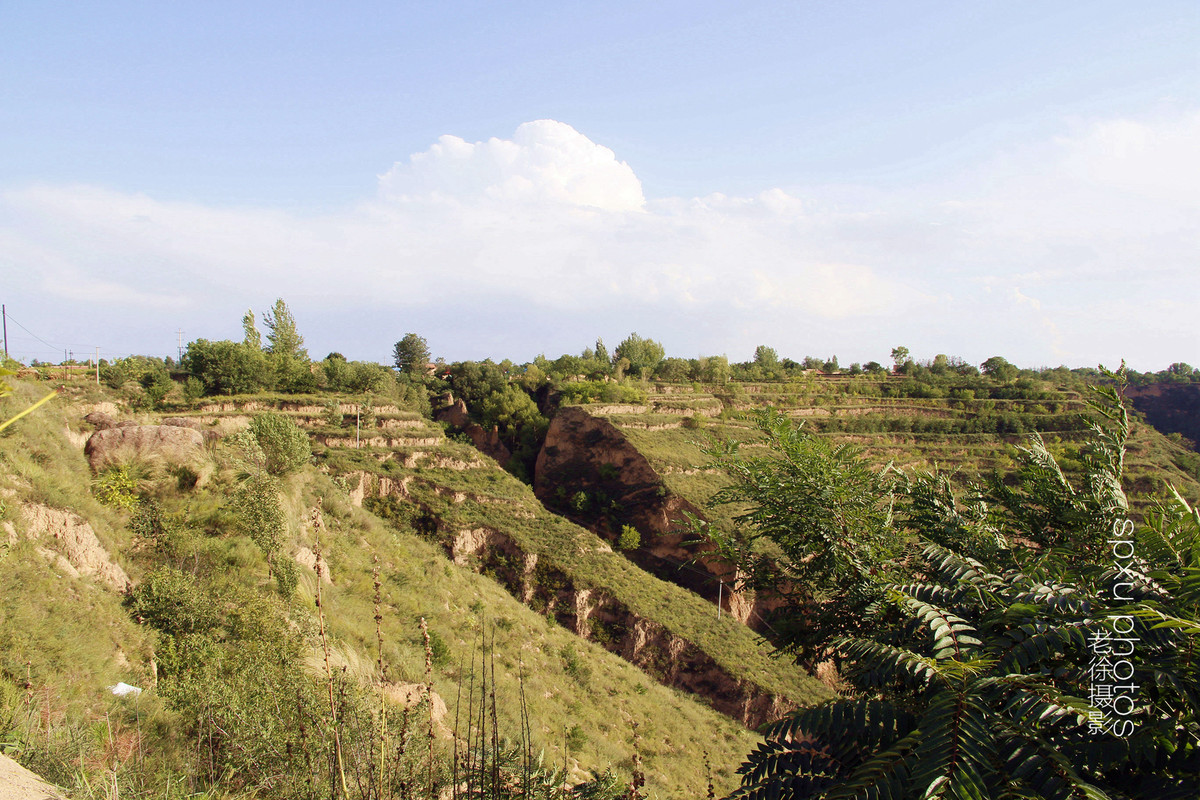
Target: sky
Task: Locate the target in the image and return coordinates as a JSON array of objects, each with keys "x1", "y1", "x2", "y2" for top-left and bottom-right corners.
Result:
[{"x1": 1, "y1": 1, "x2": 1197, "y2": 371}]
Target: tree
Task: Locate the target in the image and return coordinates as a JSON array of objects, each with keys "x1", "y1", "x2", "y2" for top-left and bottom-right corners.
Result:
[
  {"x1": 890, "y1": 346, "x2": 910, "y2": 371},
  {"x1": 595, "y1": 337, "x2": 610, "y2": 365},
  {"x1": 699, "y1": 410, "x2": 902, "y2": 662},
  {"x1": 231, "y1": 473, "x2": 287, "y2": 561},
  {"x1": 234, "y1": 412, "x2": 311, "y2": 476},
  {"x1": 181, "y1": 339, "x2": 270, "y2": 395},
  {"x1": 754, "y1": 345, "x2": 780, "y2": 369},
  {"x1": 393, "y1": 333, "x2": 431, "y2": 378},
  {"x1": 242, "y1": 309, "x2": 262, "y2": 350},
  {"x1": 700, "y1": 354, "x2": 730, "y2": 385},
  {"x1": 724, "y1": 385, "x2": 1200, "y2": 798},
  {"x1": 613, "y1": 332, "x2": 665, "y2": 378},
  {"x1": 981, "y1": 355, "x2": 1018, "y2": 382},
  {"x1": 655, "y1": 357, "x2": 692, "y2": 382},
  {"x1": 262, "y1": 299, "x2": 306, "y2": 360}
]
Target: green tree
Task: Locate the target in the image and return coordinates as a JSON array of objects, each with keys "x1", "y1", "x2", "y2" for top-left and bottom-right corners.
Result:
[
  {"x1": 181, "y1": 339, "x2": 270, "y2": 395},
  {"x1": 890, "y1": 346, "x2": 910, "y2": 371},
  {"x1": 754, "y1": 345, "x2": 780, "y2": 370},
  {"x1": 139, "y1": 368, "x2": 173, "y2": 408},
  {"x1": 231, "y1": 473, "x2": 287, "y2": 563},
  {"x1": 394, "y1": 333, "x2": 431, "y2": 378},
  {"x1": 614, "y1": 332, "x2": 665, "y2": 378},
  {"x1": 242, "y1": 308, "x2": 262, "y2": 350},
  {"x1": 655, "y1": 357, "x2": 693, "y2": 382},
  {"x1": 981, "y1": 355, "x2": 1018, "y2": 382},
  {"x1": 234, "y1": 412, "x2": 311, "y2": 476},
  {"x1": 595, "y1": 337, "x2": 610, "y2": 365},
  {"x1": 700, "y1": 354, "x2": 730, "y2": 385},
  {"x1": 262, "y1": 298, "x2": 306, "y2": 360},
  {"x1": 261, "y1": 299, "x2": 311, "y2": 392},
  {"x1": 699, "y1": 410, "x2": 901, "y2": 661},
  {"x1": 725, "y1": 385, "x2": 1200, "y2": 798}
]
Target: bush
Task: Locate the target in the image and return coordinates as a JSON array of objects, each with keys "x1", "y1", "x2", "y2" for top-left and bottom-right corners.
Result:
[
  {"x1": 617, "y1": 524, "x2": 641, "y2": 551},
  {"x1": 127, "y1": 567, "x2": 219, "y2": 637},
  {"x1": 240, "y1": 412, "x2": 311, "y2": 476},
  {"x1": 231, "y1": 473, "x2": 287, "y2": 559},
  {"x1": 93, "y1": 464, "x2": 140, "y2": 510}
]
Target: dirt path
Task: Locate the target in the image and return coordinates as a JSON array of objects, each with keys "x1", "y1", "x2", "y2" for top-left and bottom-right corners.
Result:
[{"x1": 0, "y1": 754, "x2": 66, "y2": 800}]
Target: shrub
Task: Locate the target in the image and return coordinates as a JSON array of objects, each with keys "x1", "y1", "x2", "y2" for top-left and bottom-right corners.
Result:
[
  {"x1": 321, "y1": 398, "x2": 343, "y2": 428},
  {"x1": 238, "y1": 412, "x2": 311, "y2": 475},
  {"x1": 230, "y1": 473, "x2": 287, "y2": 560},
  {"x1": 617, "y1": 524, "x2": 641, "y2": 551},
  {"x1": 127, "y1": 567, "x2": 219, "y2": 637},
  {"x1": 93, "y1": 464, "x2": 139, "y2": 510}
]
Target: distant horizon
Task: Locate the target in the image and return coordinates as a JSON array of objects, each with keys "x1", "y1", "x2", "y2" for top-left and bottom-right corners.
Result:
[
  {"x1": 1, "y1": 307, "x2": 1181, "y2": 378},
  {"x1": 3, "y1": 3, "x2": 1196, "y2": 371}
]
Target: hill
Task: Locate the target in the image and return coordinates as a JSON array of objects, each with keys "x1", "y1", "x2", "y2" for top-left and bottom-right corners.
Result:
[{"x1": 0, "y1": 376, "x2": 826, "y2": 798}]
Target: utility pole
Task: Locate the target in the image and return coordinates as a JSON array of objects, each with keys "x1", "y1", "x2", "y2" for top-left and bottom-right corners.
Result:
[
  {"x1": 176, "y1": 329, "x2": 184, "y2": 361},
  {"x1": 2, "y1": 304, "x2": 8, "y2": 361},
  {"x1": 95, "y1": 347, "x2": 100, "y2": 386}
]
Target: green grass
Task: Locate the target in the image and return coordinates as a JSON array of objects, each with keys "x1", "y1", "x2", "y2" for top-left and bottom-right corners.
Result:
[{"x1": 0, "y1": 378, "x2": 770, "y2": 797}]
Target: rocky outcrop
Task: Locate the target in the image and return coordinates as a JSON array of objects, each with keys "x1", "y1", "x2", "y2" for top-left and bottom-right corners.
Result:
[
  {"x1": 381, "y1": 683, "x2": 453, "y2": 739},
  {"x1": 534, "y1": 407, "x2": 775, "y2": 625},
  {"x1": 84, "y1": 424, "x2": 206, "y2": 471},
  {"x1": 1126, "y1": 383, "x2": 1200, "y2": 451},
  {"x1": 84, "y1": 411, "x2": 119, "y2": 430},
  {"x1": 434, "y1": 397, "x2": 512, "y2": 465},
  {"x1": 446, "y1": 523, "x2": 795, "y2": 729},
  {"x1": 20, "y1": 503, "x2": 129, "y2": 591},
  {"x1": 348, "y1": 470, "x2": 797, "y2": 727}
]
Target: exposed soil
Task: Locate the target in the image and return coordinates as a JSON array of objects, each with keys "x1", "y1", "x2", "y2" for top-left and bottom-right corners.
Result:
[
  {"x1": 533, "y1": 406, "x2": 782, "y2": 627},
  {"x1": 0, "y1": 754, "x2": 66, "y2": 800},
  {"x1": 1125, "y1": 383, "x2": 1200, "y2": 450}
]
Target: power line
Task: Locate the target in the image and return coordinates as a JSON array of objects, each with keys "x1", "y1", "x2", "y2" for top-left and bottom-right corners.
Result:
[{"x1": 3, "y1": 312, "x2": 60, "y2": 351}]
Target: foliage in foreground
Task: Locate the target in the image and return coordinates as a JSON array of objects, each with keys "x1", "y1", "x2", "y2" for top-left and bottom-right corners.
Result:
[{"x1": 719, "y1": 387, "x2": 1200, "y2": 799}]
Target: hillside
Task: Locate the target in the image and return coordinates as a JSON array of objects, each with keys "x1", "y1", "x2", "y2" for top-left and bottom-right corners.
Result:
[
  {"x1": 535, "y1": 375, "x2": 1200, "y2": 627},
  {"x1": 0, "y1": 376, "x2": 826, "y2": 798}
]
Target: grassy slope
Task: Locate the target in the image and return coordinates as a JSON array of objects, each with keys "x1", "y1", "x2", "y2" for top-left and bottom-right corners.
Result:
[{"x1": 0, "y1": 380, "x2": 770, "y2": 796}]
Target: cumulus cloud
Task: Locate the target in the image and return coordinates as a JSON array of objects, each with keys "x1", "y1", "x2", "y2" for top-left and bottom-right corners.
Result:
[
  {"x1": 378, "y1": 119, "x2": 646, "y2": 211},
  {"x1": 0, "y1": 114, "x2": 1195, "y2": 367}
]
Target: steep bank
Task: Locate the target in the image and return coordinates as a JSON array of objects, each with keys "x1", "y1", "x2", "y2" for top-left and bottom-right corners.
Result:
[
  {"x1": 534, "y1": 406, "x2": 776, "y2": 626},
  {"x1": 1126, "y1": 383, "x2": 1200, "y2": 450},
  {"x1": 344, "y1": 467, "x2": 828, "y2": 728}
]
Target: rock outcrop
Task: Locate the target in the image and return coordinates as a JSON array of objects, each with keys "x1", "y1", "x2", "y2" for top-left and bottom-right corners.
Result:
[
  {"x1": 446, "y1": 523, "x2": 795, "y2": 728},
  {"x1": 434, "y1": 397, "x2": 512, "y2": 465},
  {"x1": 20, "y1": 503, "x2": 129, "y2": 591},
  {"x1": 534, "y1": 407, "x2": 776, "y2": 624},
  {"x1": 84, "y1": 424, "x2": 206, "y2": 472},
  {"x1": 1126, "y1": 383, "x2": 1200, "y2": 451},
  {"x1": 350, "y1": 469, "x2": 801, "y2": 728}
]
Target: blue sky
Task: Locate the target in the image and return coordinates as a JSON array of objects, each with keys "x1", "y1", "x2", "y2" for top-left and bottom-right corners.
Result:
[{"x1": 2, "y1": 1, "x2": 1197, "y2": 370}]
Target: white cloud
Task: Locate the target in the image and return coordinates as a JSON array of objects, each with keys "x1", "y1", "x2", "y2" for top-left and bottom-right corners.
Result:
[
  {"x1": 0, "y1": 114, "x2": 1196, "y2": 368},
  {"x1": 378, "y1": 120, "x2": 647, "y2": 212}
]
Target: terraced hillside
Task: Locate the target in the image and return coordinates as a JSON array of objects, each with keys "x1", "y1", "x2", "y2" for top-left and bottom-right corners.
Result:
[
  {"x1": 0, "y1": 380, "x2": 829, "y2": 796},
  {"x1": 535, "y1": 376, "x2": 1200, "y2": 625},
  {"x1": 151, "y1": 394, "x2": 829, "y2": 776}
]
